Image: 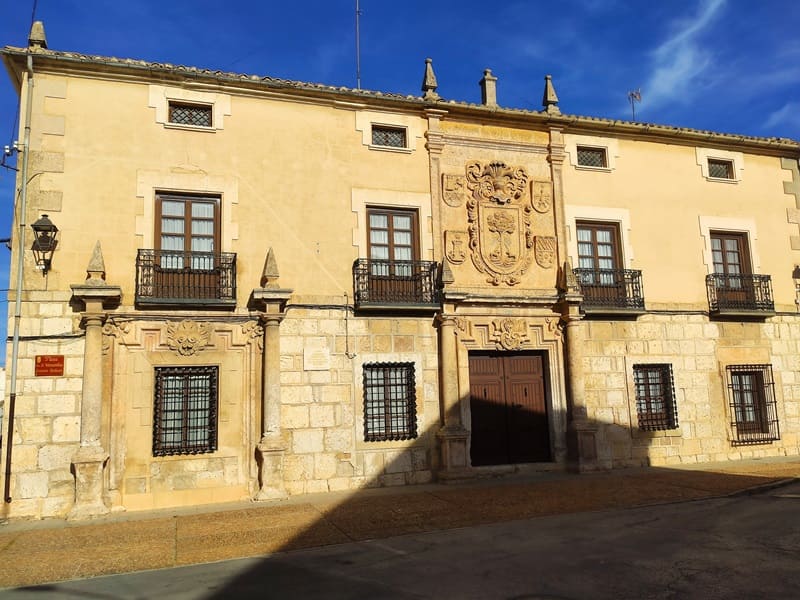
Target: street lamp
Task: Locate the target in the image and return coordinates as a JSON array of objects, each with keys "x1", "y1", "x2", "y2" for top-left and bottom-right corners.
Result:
[{"x1": 30, "y1": 214, "x2": 58, "y2": 273}]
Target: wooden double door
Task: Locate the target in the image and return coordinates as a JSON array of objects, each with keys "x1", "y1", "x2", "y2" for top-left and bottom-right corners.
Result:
[{"x1": 469, "y1": 352, "x2": 551, "y2": 466}]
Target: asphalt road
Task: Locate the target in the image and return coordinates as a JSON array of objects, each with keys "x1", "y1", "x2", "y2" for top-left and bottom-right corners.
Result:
[{"x1": 3, "y1": 481, "x2": 799, "y2": 600}]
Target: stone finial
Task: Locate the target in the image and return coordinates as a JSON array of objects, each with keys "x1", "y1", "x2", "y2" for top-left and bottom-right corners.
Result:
[
  {"x1": 480, "y1": 69, "x2": 498, "y2": 107},
  {"x1": 260, "y1": 247, "x2": 280, "y2": 288},
  {"x1": 28, "y1": 21, "x2": 47, "y2": 49},
  {"x1": 421, "y1": 58, "x2": 440, "y2": 101},
  {"x1": 563, "y1": 259, "x2": 580, "y2": 294},
  {"x1": 542, "y1": 74, "x2": 560, "y2": 115},
  {"x1": 86, "y1": 241, "x2": 106, "y2": 284}
]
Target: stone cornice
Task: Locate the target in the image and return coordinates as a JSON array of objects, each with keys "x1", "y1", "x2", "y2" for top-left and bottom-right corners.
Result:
[{"x1": 4, "y1": 46, "x2": 799, "y2": 158}]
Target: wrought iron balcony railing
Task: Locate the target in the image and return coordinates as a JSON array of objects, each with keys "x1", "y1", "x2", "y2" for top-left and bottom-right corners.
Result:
[
  {"x1": 136, "y1": 249, "x2": 236, "y2": 306},
  {"x1": 573, "y1": 268, "x2": 645, "y2": 312},
  {"x1": 353, "y1": 259, "x2": 441, "y2": 310},
  {"x1": 706, "y1": 273, "x2": 774, "y2": 314}
]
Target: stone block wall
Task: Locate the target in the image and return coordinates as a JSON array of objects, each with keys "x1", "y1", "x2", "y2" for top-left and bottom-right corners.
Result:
[
  {"x1": 583, "y1": 314, "x2": 800, "y2": 468},
  {"x1": 278, "y1": 308, "x2": 440, "y2": 495},
  {"x1": 1, "y1": 292, "x2": 83, "y2": 519}
]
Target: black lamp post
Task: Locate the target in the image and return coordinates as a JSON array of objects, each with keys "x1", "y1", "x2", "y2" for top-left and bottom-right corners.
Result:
[{"x1": 30, "y1": 214, "x2": 58, "y2": 273}]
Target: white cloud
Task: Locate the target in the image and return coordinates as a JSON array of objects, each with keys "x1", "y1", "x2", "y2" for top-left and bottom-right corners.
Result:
[
  {"x1": 764, "y1": 102, "x2": 800, "y2": 131},
  {"x1": 643, "y1": 0, "x2": 726, "y2": 109}
]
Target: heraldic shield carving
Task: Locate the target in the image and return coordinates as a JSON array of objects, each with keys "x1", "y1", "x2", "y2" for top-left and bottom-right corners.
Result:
[{"x1": 465, "y1": 161, "x2": 532, "y2": 285}]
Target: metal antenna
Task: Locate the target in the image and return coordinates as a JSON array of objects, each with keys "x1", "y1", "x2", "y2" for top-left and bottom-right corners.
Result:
[
  {"x1": 627, "y1": 88, "x2": 642, "y2": 121},
  {"x1": 355, "y1": 0, "x2": 362, "y2": 89}
]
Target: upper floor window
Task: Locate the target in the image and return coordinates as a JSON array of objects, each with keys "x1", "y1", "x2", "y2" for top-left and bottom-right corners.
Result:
[
  {"x1": 153, "y1": 366, "x2": 218, "y2": 456},
  {"x1": 168, "y1": 102, "x2": 213, "y2": 128},
  {"x1": 576, "y1": 146, "x2": 608, "y2": 168},
  {"x1": 157, "y1": 194, "x2": 220, "y2": 263},
  {"x1": 633, "y1": 364, "x2": 678, "y2": 431},
  {"x1": 371, "y1": 125, "x2": 407, "y2": 149},
  {"x1": 363, "y1": 362, "x2": 418, "y2": 442},
  {"x1": 368, "y1": 207, "x2": 418, "y2": 266},
  {"x1": 708, "y1": 158, "x2": 734, "y2": 180}
]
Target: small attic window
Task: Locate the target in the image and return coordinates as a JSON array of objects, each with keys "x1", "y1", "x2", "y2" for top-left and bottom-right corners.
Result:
[
  {"x1": 708, "y1": 158, "x2": 734, "y2": 180},
  {"x1": 168, "y1": 102, "x2": 213, "y2": 128},
  {"x1": 576, "y1": 146, "x2": 608, "y2": 168},
  {"x1": 371, "y1": 125, "x2": 407, "y2": 149}
]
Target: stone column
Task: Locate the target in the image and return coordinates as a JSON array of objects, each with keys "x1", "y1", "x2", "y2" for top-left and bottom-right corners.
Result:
[
  {"x1": 69, "y1": 242, "x2": 121, "y2": 519},
  {"x1": 250, "y1": 259, "x2": 292, "y2": 501},
  {"x1": 436, "y1": 311, "x2": 470, "y2": 480},
  {"x1": 254, "y1": 312, "x2": 288, "y2": 500},
  {"x1": 564, "y1": 311, "x2": 598, "y2": 472}
]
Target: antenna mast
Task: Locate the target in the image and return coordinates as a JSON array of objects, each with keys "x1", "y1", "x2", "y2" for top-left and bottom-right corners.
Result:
[
  {"x1": 355, "y1": 0, "x2": 362, "y2": 90},
  {"x1": 627, "y1": 88, "x2": 642, "y2": 121}
]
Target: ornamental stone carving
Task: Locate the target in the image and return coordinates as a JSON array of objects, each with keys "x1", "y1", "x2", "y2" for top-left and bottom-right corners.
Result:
[
  {"x1": 490, "y1": 318, "x2": 529, "y2": 350},
  {"x1": 445, "y1": 230, "x2": 467, "y2": 264},
  {"x1": 242, "y1": 321, "x2": 265, "y2": 350},
  {"x1": 166, "y1": 320, "x2": 211, "y2": 356},
  {"x1": 442, "y1": 173, "x2": 466, "y2": 207},
  {"x1": 465, "y1": 161, "x2": 533, "y2": 286},
  {"x1": 532, "y1": 180, "x2": 553, "y2": 213},
  {"x1": 101, "y1": 321, "x2": 130, "y2": 354},
  {"x1": 535, "y1": 236, "x2": 556, "y2": 269}
]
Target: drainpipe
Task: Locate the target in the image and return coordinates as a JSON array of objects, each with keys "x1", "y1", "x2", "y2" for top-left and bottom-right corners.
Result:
[{"x1": 3, "y1": 51, "x2": 35, "y2": 503}]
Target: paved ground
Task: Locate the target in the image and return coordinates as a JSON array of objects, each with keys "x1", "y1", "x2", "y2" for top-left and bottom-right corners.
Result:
[
  {"x1": 0, "y1": 457, "x2": 798, "y2": 590},
  {"x1": 5, "y1": 479, "x2": 799, "y2": 599}
]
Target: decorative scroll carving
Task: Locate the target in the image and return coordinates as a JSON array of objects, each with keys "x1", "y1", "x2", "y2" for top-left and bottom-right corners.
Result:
[
  {"x1": 242, "y1": 321, "x2": 264, "y2": 351},
  {"x1": 490, "y1": 318, "x2": 529, "y2": 350},
  {"x1": 442, "y1": 174, "x2": 466, "y2": 207},
  {"x1": 454, "y1": 316, "x2": 474, "y2": 340},
  {"x1": 445, "y1": 230, "x2": 467, "y2": 264},
  {"x1": 167, "y1": 320, "x2": 211, "y2": 356},
  {"x1": 532, "y1": 180, "x2": 553, "y2": 213},
  {"x1": 101, "y1": 321, "x2": 130, "y2": 354},
  {"x1": 465, "y1": 161, "x2": 533, "y2": 286},
  {"x1": 546, "y1": 317, "x2": 564, "y2": 340},
  {"x1": 535, "y1": 236, "x2": 556, "y2": 269}
]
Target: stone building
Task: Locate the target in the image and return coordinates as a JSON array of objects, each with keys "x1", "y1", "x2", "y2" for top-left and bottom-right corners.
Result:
[{"x1": 1, "y1": 22, "x2": 799, "y2": 520}]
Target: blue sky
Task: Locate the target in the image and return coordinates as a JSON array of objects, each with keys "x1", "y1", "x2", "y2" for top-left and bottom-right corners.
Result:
[{"x1": 0, "y1": 0, "x2": 798, "y2": 357}]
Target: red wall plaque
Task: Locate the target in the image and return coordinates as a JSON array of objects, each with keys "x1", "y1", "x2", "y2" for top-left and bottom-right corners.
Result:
[{"x1": 35, "y1": 355, "x2": 64, "y2": 377}]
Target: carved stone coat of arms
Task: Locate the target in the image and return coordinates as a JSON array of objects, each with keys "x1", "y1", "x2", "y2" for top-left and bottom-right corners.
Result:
[{"x1": 465, "y1": 161, "x2": 533, "y2": 286}]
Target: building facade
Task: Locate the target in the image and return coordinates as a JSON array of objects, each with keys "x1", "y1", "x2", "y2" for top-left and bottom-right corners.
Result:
[{"x1": 2, "y1": 23, "x2": 799, "y2": 520}]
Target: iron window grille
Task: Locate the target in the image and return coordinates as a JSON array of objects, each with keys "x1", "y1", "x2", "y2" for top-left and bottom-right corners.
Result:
[
  {"x1": 136, "y1": 249, "x2": 237, "y2": 305},
  {"x1": 576, "y1": 146, "x2": 608, "y2": 168},
  {"x1": 371, "y1": 125, "x2": 407, "y2": 148},
  {"x1": 633, "y1": 364, "x2": 678, "y2": 431},
  {"x1": 153, "y1": 366, "x2": 218, "y2": 456},
  {"x1": 706, "y1": 273, "x2": 773, "y2": 313},
  {"x1": 726, "y1": 364, "x2": 780, "y2": 445},
  {"x1": 363, "y1": 362, "x2": 418, "y2": 442},
  {"x1": 574, "y1": 268, "x2": 645, "y2": 310},
  {"x1": 168, "y1": 102, "x2": 213, "y2": 127},
  {"x1": 708, "y1": 158, "x2": 734, "y2": 179}
]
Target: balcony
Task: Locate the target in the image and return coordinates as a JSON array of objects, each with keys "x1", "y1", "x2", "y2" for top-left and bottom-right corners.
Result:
[
  {"x1": 573, "y1": 268, "x2": 645, "y2": 315},
  {"x1": 136, "y1": 249, "x2": 236, "y2": 307},
  {"x1": 353, "y1": 258, "x2": 441, "y2": 311},
  {"x1": 706, "y1": 273, "x2": 774, "y2": 317}
]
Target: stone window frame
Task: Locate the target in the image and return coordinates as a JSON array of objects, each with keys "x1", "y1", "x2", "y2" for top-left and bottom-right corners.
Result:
[
  {"x1": 565, "y1": 135, "x2": 619, "y2": 172},
  {"x1": 695, "y1": 147, "x2": 744, "y2": 184},
  {"x1": 351, "y1": 188, "x2": 433, "y2": 263},
  {"x1": 355, "y1": 110, "x2": 422, "y2": 153},
  {"x1": 565, "y1": 205, "x2": 634, "y2": 270},
  {"x1": 149, "y1": 85, "x2": 231, "y2": 133},
  {"x1": 698, "y1": 216, "x2": 761, "y2": 275},
  {"x1": 153, "y1": 365, "x2": 219, "y2": 457}
]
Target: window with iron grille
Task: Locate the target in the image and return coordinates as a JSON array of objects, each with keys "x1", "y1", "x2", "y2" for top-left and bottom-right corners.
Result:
[
  {"x1": 633, "y1": 364, "x2": 678, "y2": 431},
  {"x1": 371, "y1": 125, "x2": 407, "y2": 148},
  {"x1": 708, "y1": 158, "x2": 734, "y2": 179},
  {"x1": 726, "y1": 364, "x2": 780, "y2": 444},
  {"x1": 363, "y1": 362, "x2": 417, "y2": 441},
  {"x1": 168, "y1": 102, "x2": 213, "y2": 127},
  {"x1": 153, "y1": 366, "x2": 218, "y2": 456},
  {"x1": 576, "y1": 146, "x2": 608, "y2": 168}
]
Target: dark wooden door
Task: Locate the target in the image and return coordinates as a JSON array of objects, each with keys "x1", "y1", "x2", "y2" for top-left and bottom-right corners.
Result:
[
  {"x1": 711, "y1": 231, "x2": 753, "y2": 306},
  {"x1": 469, "y1": 352, "x2": 551, "y2": 466},
  {"x1": 576, "y1": 221, "x2": 625, "y2": 304}
]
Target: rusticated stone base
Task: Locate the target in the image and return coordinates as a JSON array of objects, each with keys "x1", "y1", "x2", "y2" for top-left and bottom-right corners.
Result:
[
  {"x1": 254, "y1": 438, "x2": 287, "y2": 501},
  {"x1": 68, "y1": 446, "x2": 109, "y2": 520}
]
